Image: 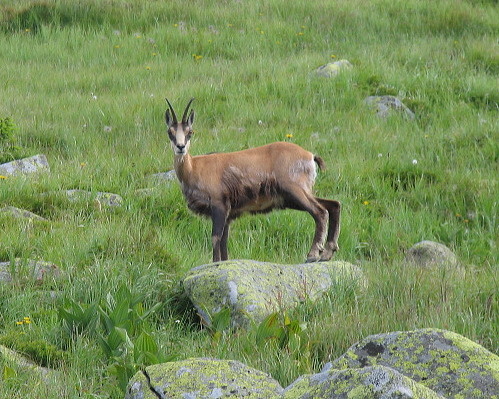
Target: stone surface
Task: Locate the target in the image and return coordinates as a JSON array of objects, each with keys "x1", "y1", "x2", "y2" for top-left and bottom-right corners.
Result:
[
  {"x1": 365, "y1": 95, "x2": 416, "y2": 119},
  {"x1": 330, "y1": 328, "x2": 499, "y2": 399},
  {"x1": 0, "y1": 154, "x2": 50, "y2": 175},
  {"x1": 405, "y1": 240, "x2": 459, "y2": 269},
  {"x1": 125, "y1": 357, "x2": 283, "y2": 399},
  {"x1": 0, "y1": 259, "x2": 60, "y2": 283},
  {"x1": 183, "y1": 260, "x2": 366, "y2": 328},
  {"x1": 315, "y1": 59, "x2": 353, "y2": 77},
  {"x1": 283, "y1": 365, "x2": 443, "y2": 399},
  {"x1": 0, "y1": 206, "x2": 47, "y2": 221}
]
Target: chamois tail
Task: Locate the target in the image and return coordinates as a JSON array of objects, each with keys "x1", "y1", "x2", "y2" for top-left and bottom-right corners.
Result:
[{"x1": 314, "y1": 155, "x2": 326, "y2": 171}]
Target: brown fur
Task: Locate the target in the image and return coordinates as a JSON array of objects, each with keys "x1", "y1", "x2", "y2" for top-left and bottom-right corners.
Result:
[{"x1": 165, "y1": 99, "x2": 341, "y2": 262}]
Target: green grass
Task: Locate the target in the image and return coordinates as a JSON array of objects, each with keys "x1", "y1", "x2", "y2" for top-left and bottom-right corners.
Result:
[{"x1": 0, "y1": 0, "x2": 497, "y2": 397}]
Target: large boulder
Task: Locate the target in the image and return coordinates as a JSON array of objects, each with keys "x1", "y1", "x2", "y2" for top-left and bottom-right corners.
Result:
[
  {"x1": 183, "y1": 260, "x2": 366, "y2": 328},
  {"x1": 283, "y1": 365, "x2": 443, "y2": 399},
  {"x1": 0, "y1": 154, "x2": 50, "y2": 175},
  {"x1": 330, "y1": 328, "x2": 499, "y2": 398},
  {"x1": 125, "y1": 358, "x2": 283, "y2": 399}
]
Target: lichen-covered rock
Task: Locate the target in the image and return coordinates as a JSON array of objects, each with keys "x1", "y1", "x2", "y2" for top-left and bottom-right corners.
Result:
[
  {"x1": 0, "y1": 206, "x2": 47, "y2": 221},
  {"x1": 330, "y1": 328, "x2": 499, "y2": 398},
  {"x1": 365, "y1": 96, "x2": 416, "y2": 119},
  {"x1": 0, "y1": 258, "x2": 60, "y2": 283},
  {"x1": 183, "y1": 260, "x2": 366, "y2": 328},
  {"x1": 405, "y1": 241, "x2": 459, "y2": 269},
  {"x1": 0, "y1": 154, "x2": 50, "y2": 175},
  {"x1": 125, "y1": 358, "x2": 283, "y2": 399},
  {"x1": 315, "y1": 59, "x2": 353, "y2": 77},
  {"x1": 283, "y1": 365, "x2": 443, "y2": 399}
]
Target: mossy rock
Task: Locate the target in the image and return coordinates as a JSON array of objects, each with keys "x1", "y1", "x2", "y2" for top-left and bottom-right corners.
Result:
[
  {"x1": 330, "y1": 328, "x2": 499, "y2": 398},
  {"x1": 283, "y1": 365, "x2": 442, "y2": 399},
  {"x1": 183, "y1": 260, "x2": 366, "y2": 328},
  {"x1": 125, "y1": 358, "x2": 283, "y2": 399}
]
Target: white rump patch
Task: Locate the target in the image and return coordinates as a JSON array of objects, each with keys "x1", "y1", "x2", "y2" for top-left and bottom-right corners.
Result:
[{"x1": 289, "y1": 159, "x2": 316, "y2": 188}]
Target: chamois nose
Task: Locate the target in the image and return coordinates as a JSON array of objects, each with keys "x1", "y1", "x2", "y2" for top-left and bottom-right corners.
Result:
[{"x1": 176, "y1": 144, "x2": 186, "y2": 153}]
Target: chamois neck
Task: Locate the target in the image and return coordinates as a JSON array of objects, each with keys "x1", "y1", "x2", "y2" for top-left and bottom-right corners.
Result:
[{"x1": 173, "y1": 153, "x2": 192, "y2": 182}]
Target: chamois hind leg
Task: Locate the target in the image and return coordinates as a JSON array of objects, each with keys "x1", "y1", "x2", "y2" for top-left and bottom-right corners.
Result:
[
  {"x1": 317, "y1": 198, "x2": 341, "y2": 261},
  {"x1": 283, "y1": 187, "x2": 329, "y2": 262},
  {"x1": 211, "y1": 205, "x2": 229, "y2": 262},
  {"x1": 220, "y1": 222, "x2": 230, "y2": 261}
]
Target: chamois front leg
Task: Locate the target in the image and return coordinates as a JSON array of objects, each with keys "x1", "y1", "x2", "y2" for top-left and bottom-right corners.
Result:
[
  {"x1": 318, "y1": 198, "x2": 341, "y2": 261},
  {"x1": 220, "y1": 222, "x2": 230, "y2": 261},
  {"x1": 211, "y1": 205, "x2": 229, "y2": 262}
]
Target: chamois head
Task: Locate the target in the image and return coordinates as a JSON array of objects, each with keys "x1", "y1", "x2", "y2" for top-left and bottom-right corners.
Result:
[{"x1": 165, "y1": 98, "x2": 195, "y2": 155}]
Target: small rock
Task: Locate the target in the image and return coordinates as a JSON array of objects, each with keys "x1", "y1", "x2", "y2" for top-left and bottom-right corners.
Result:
[
  {"x1": 405, "y1": 240, "x2": 459, "y2": 269},
  {"x1": 315, "y1": 59, "x2": 353, "y2": 77},
  {"x1": 0, "y1": 259, "x2": 61, "y2": 283},
  {"x1": 147, "y1": 170, "x2": 177, "y2": 184},
  {"x1": 62, "y1": 189, "x2": 123, "y2": 207},
  {"x1": 365, "y1": 96, "x2": 415, "y2": 119},
  {"x1": 0, "y1": 206, "x2": 47, "y2": 221},
  {"x1": 0, "y1": 154, "x2": 50, "y2": 176}
]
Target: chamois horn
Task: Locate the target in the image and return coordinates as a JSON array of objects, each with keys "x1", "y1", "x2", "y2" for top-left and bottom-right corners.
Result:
[
  {"x1": 182, "y1": 98, "x2": 195, "y2": 123},
  {"x1": 165, "y1": 98, "x2": 178, "y2": 125}
]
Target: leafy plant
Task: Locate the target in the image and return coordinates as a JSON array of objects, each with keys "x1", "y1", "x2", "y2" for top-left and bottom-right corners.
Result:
[{"x1": 0, "y1": 117, "x2": 21, "y2": 163}]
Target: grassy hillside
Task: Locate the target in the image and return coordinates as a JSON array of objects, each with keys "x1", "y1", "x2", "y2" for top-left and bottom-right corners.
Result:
[{"x1": 0, "y1": 0, "x2": 497, "y2": 397}]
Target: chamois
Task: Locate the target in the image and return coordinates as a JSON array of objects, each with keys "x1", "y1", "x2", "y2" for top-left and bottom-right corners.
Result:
[{"x1": 165, "y1": 98, "x2": 341, "y2": 263}]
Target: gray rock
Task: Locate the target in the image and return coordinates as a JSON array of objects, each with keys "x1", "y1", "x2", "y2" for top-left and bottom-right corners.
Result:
[
  {"x1": 283, "y1": 365, "x2": 443, "y2": 399},
  {"x1": 0, "y1": 206, "x2": 47, "y2": 221},
  {"x1": 0, "y1": 258, "x2": 60, "y2": 283},
  {"x1": 62, "y1": 189, "x2": 123, "y2": 208},
  {"x1": 365, "y1": 96, "x2": 415, "y2": 119},
  {"x1": 315, "y1": 59, "x2": 353, "y2": 77},
  {"x1": 0, "y1": 344, "x2": 56, "y2": 381},
  {"x1": 183, "y1": 260, "x2": 366, "y2": 328},
  {"x1": 147, "y1": 170, "x2": 177, "y2": 184},
  {"x1": 125, "y1": 358, "x2": 283, "y2": 399},
  {"x1": 330, "y1": 328, "x2": 499, "y2": 398},
  {"x1": 405, "y1": 240, "x2": 459, "y2": 269},
  {"x1": 0, "y1": 154, "x2": 50, "y2": 176}
]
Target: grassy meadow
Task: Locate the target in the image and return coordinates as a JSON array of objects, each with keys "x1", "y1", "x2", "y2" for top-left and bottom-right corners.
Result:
[{"x1": 0, "y1": 0, "x2": 497, "y2": 397}]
